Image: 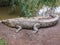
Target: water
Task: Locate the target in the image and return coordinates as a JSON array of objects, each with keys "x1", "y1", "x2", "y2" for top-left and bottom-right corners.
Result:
[
  {"x1": 55, "y1": 6, "x2": 60, "y2": 13},
  {"x1": 38, "y1": 6, "x2": 60, "y2": 16},
  {"x1": 0, "y1": 7, "x2": 19, "y2": 20}
]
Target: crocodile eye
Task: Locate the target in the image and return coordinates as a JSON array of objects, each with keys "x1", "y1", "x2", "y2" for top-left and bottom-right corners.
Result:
[
  {"x1": 3, "y1": 20, "x2": 9, "y2": 25},
  {"x1": 40, "y1": 23, "x2": 42, "y2": 26}
]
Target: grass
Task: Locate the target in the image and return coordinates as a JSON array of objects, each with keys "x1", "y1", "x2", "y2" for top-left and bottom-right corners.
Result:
[
  {"x1": 0, "y1": 37, "x2": 8, "y2": 45},
  {"x1": 56, "y1": 0, "x2": 60, "y2": 6}
]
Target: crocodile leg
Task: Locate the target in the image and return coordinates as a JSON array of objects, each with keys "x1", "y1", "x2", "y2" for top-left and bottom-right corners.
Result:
[
  {"x1": 16, "y1": 25, "x2": 22, "y2": 33},
  {"x1": 33, "y1": 23, "x2": 40, "y2": 33}
]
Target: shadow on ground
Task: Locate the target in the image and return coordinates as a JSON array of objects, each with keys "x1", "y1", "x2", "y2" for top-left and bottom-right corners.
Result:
[{"x1": 0, "y1": 18, "x2": 60, "y2": 45}]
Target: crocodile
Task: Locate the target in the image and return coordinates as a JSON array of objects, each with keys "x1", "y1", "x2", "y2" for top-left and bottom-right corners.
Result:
[{"x1": 1, "y1": 15, "x2": 59, "y2": 33}]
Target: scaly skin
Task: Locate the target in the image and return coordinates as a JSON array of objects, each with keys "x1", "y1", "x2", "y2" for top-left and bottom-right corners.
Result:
[{"x1": 1, "y1": 15, "x2": 59, "y2": 33}]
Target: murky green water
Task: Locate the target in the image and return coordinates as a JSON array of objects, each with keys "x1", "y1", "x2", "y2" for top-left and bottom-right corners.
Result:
[{"x1": 0, "y1": 7, "x2": 20, "y2": 20}]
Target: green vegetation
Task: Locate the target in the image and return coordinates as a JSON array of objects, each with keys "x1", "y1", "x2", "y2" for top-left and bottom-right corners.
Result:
[
  {"x1": 0, "y1": 38, "x2": 8, "y2": 45},
  {"x1": 56, "y1": 0, "x2": 60, "y2": 6},
  {"x1": 10, "y1": 0, "x2": 58, "y2": 17},
  {"x1": 42, "y1": 0, "x2": 57, "y2": 7},
  {"x1": 17, "y1": 0, "x2": 41, "y2": 17}
]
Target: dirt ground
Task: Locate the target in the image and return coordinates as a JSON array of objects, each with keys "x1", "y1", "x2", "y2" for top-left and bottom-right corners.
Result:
[{"x1": 0, "y1": 18, "x2": 60, "y2": 45}]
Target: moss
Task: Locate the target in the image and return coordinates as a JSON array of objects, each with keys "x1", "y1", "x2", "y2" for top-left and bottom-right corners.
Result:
[{"x1": 0, "y1": 37, "x2": 8, "y2": 45}]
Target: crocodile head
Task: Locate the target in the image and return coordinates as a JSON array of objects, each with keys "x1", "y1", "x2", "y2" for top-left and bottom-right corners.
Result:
[
  {"x1": 2, "y1": 20, "x2": 9, "y2": 24},
  {"x1": 2, "y1": 19, "x2": 13, "y2": 27},
  {"x1": 2, "y1": 19, "x2": 17, "y2": 28}
]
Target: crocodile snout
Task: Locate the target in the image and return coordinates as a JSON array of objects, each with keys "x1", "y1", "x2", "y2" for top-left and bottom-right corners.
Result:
[{"x1": 2, "y1": 20, "x2": 8, "y2": 24}]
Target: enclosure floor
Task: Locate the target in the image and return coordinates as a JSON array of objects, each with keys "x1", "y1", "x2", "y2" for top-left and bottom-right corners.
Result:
[{"x1": 0, "y1": 18, "x2": 60, "y2": 45}]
